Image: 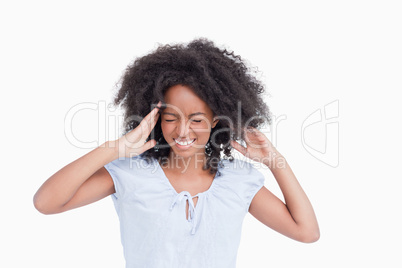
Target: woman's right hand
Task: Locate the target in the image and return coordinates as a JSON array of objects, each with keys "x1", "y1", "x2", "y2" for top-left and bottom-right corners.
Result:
[
  {"x1": 33, "y1": 101, "x2": 162, "y2": 215},
  {"x1": 114, "y1": 101, "x2": 162, "y2": 158}
]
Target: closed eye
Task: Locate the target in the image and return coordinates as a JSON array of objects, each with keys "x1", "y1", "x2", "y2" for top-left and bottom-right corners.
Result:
[{"x1": 165, "y1": 119, "x2": 202, "y2": 123}]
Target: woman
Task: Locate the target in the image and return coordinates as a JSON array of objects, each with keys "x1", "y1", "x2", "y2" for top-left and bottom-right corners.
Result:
[{"x1": 34, "y1": 38, "x2": 319, "y2": 267}]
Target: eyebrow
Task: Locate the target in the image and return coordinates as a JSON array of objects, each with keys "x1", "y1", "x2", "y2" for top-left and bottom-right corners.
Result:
[{"x1": 162, "y1": 112, "x2": 206, "y2": 117}]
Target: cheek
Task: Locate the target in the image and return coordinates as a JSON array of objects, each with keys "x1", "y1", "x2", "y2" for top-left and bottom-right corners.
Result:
[{"x1": 160, "y1": 122, "x2": 171, "y2": 136}]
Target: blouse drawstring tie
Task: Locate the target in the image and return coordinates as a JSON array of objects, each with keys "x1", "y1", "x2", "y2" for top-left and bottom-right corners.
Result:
[{"x1": 170, "y1": 191, "x2": 199, "y2": 235}]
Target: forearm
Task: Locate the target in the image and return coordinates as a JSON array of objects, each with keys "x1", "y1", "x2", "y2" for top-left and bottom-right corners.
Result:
[
  {"x1": 264, "y1": 153, "x2": 320, "y2": 238},
  {"x1": 33, "y1": 141, "x2": 118, "y2": 212}
]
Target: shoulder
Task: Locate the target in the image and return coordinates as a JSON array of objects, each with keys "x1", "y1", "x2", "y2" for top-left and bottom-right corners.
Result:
[
  {"x1": 105, "y1": 153, "x2": 156, "y2": 173},
  {"x1": 218, "y1": 157, "x2": 263, "y2": 177},
  {"x1": 104, "y1": 154, "x2": 159, "y2": 199},
  {"x1": 215, "y1": 157, "x2": 266, "y2": 211}
]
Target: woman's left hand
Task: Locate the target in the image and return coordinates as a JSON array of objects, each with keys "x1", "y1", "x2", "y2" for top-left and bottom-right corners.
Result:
[{"x1": 230, "y1": 127, "x2": 281, "y2": 168}]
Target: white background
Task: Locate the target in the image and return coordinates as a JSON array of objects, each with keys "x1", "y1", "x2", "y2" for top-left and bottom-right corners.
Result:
[{"x1": 1, "y1": 0, "x2": 401, "y2": 267}]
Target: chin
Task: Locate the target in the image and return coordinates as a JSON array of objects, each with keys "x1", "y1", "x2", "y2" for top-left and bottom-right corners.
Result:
[
  {"x1": 171, "y1": 148, "x2": 196, "y2": 158},
  {"x1": 170, "y1": 144, "x2": 206, "y2": 159}
]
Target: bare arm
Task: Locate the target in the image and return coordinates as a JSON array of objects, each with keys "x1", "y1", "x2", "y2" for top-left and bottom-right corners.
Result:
[
  {"x1": 249, "y1": 155, "x2": 320, "y2": 243},
  {"x1": 33, "y1": 101, "x2": 162, "y2": 215},
  {"x1": 231, "y1": 127, "x2": 320, "y2": 243},
  {"x1": 33, "y1": 142, "x2": 118, "y2": 214}
]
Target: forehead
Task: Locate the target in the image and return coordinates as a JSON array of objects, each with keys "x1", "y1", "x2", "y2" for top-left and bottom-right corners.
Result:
[{"x1": 163, "y1": 85, "x2": 212, "y2": 115}]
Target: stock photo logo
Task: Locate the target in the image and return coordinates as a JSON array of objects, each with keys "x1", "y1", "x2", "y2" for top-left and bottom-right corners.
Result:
[
  {"x1": 64, "y1": 101, "x2": 122, "y2": 149},
  {"x1": 301, "y1": 100, "x2": 339, "y2": 168},
  {"x1": 63, "y1": 99, "x2": 340, "y2": 168}
]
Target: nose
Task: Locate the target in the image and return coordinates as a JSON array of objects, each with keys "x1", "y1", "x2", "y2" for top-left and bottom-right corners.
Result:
[{"x1": 176, "y1": 119, "x2": 191, "y2": 137}]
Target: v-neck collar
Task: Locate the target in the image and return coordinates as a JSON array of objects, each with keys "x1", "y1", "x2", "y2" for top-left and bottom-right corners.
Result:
[{"x1": 154, "y1": 158, "x2": 220, "y2": 198}]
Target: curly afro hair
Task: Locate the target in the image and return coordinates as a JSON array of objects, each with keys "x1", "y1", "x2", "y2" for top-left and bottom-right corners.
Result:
[{"x1": 111, "y1": 37, "x2": 272, "y2": 176}]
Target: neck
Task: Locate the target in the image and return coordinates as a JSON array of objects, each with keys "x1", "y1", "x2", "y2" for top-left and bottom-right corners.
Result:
[{"x1": 164, "y1": 150, "x2": 208, "y2": 175}]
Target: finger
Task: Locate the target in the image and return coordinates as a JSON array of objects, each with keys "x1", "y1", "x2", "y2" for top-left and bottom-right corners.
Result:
[
  {"x1": 142, "y1": 139, "x2": 157, "y2": 152},
  {"x1": 140, "y1": 102, "x2": 162, "y2": 132},
  {"x1": 246, "y1": 127, "x2": 270, "y2": 144},
  {"x1": 246, "y1": 126, "x2": 256, "y2": 133},
  {"x1": 137, "y1": 115, "x2": 159, "y2": 146},
  {"x1": 243, "y1": 129, "x2": 254, "y2": 144},
  {"x1": 244, "y1": 127, "x2": 263, "y2": 143},
  {"x1": 142, "y1": 101, "x2": 162, "y2": 122},
  {"x1": 147, "y1": 110, "x2": 160, "y2": 131},
  {"x1": 145, "y1": 101, "x2": 162, "y2": 121},
  {"x1": 230, "y1": 140, "x2": 247, "y2": 156},
  {"x1": 245, "y1": 126, "x2": 260, "y2": 137}
]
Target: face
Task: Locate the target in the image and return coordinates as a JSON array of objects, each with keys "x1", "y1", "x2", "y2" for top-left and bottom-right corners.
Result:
[{"x1": 161, "y1": 84, "x2": 219, "y2": 159}]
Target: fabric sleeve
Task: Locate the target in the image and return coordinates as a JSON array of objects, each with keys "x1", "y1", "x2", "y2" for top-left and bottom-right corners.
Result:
[
  {"x1": 244, "y1": 164, "x2": 266, "y2": 212},
  {"x1": 225, "y1": 160, "x2": 266, "y2": 212},
  {"x1": 104, "y1": 159, "x2": 125, "y2": 201}
]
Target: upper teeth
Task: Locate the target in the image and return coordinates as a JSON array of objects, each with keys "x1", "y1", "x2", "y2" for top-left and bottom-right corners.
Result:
[{"x1": 175, "y1": 139, "x2": 195, "y2": 146}]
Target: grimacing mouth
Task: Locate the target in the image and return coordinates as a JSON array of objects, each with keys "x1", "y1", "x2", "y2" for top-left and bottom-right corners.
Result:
[{"x1": 173, "y1": 138, "x2": 196, "y2": 146}]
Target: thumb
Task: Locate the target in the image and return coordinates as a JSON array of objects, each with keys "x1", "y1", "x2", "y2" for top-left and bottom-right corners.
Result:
[{"x1": 230, "y1": 140, "x2": 247, "y2": 156}]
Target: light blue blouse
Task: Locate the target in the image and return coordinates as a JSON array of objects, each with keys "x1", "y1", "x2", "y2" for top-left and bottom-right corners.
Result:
[{"x1": 104, "y1": 154, "x2": 265, "y2": 268}]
